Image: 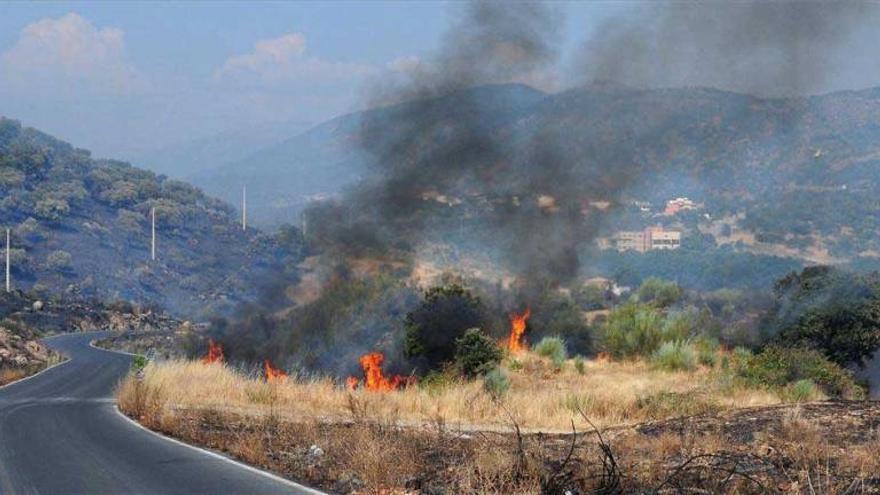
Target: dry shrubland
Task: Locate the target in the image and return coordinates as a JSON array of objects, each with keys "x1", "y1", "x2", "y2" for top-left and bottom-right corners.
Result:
[
  {"x1": 117, "y1": 350, "x2": 791, "y2": 433},
  {"x1": 112, "y1": 350, "x2": 880, "y2": 494}
]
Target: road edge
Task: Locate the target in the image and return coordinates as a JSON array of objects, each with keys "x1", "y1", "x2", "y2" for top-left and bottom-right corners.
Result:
[
  {"x1": 91, "y1": 336, "x2": 328, "y2": 495},
  {"x1": 0, "y1": 355, "x2": 70, "y2": 391},
  {"x1": 112, "y1": 406, "x2": 327, "y2": 495}
]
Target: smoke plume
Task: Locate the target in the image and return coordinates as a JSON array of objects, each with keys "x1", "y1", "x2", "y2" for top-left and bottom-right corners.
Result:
[{"x1": 578, "y1": 1, "x2": 877, "y2": 97}]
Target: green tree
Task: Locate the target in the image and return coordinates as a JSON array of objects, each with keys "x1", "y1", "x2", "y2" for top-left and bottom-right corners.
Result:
[
  {"x1": 404, "y1": 284, "x2": 486, "y2": 372},
  {"x1": 34, "y1": 198, "x2": 69, "y2": 221},
  {"x1": 771, "y1": 266, "x2": 880, "y2": 367}
]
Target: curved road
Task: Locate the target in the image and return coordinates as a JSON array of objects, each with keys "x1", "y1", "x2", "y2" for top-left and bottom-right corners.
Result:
[{"x1": 0, "y1": 331, "x2": 321, "y2": 494}]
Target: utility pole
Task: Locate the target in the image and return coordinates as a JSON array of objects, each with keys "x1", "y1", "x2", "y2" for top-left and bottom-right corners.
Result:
[
  {"x1": 151, "y1": 207, "x2": 156, "y2": 261},
  {"x1": 5, "y1": 228, "x2": 10, "y2": 293},
  {"x1": 242, "y1": 185, "x2": 247, "y2": 231}
]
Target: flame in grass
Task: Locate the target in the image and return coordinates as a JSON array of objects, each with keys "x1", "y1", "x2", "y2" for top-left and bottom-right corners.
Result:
[
  {"x1": 201, "y1": 338, "x2": 224, "y2": 364},
  {"x1": 346, "y1": 376, "x2": 359, "y2": 391},
  {"x1": 347, "y1": 351, "x2": 416, "y2": 392},
  {"x1": 264, "y1": 359, "x2": 288, "y2": 383},
  {"x1": 508, "y1": 308, "x2": 531, "y2": 353}
]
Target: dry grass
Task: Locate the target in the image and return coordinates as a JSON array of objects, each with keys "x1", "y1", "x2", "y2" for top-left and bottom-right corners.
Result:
[
  {"x1": 117, "y1": 358, "x2": 880, "y2": 494},
  {"x1": 118, "y1": 351, "x2": 787, "y2": 433}
]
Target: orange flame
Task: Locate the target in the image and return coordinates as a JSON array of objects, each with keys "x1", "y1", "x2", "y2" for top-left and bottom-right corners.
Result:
[
  {"x1": 264, "y1": 359, "x2": 288, "y2": 383},
  {"x1": 201, "y1": 338, "x2": 224, "y2": 364},
  {"x1": 348, "y1": 351, "x2": 415, "y2": 392},
  {"x1": 508, "y1": 308, "x2": 531, "y2": 353},
  {"x1": 346, "y1": 376, "x2": 359, "y2": 391}
]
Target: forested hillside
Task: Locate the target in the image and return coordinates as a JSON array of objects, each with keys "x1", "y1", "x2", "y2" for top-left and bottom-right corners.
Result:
[
  {"x1": 0, "y1": 118, "x2": 303, "y2": 317},
  {"x1": 196, "y1": 83, "x2": 880, "y2": 263}
]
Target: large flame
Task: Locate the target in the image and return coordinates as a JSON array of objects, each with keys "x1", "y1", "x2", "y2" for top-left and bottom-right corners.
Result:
[
  {"x1": 201, "y1": 338, "x2": 224, "y2": 364},
  {"x1": 264, "y1": 359, "x2": 288, "y2": 383},
  {"x1": 508, "y1": 308, "x2": 531, "y2": 353},
  {"x1": 347, "y1": 351, "x2": 415, "y2": 392}
]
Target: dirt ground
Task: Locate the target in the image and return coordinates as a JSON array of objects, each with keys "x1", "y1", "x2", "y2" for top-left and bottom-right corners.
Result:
[{"x1": 123, "y1": 399, "x2": 880, "y2": 494}]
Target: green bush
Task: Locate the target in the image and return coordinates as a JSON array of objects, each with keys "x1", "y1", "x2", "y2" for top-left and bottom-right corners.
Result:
[
  {"x1": 573, "y1": 355, "x2": 586, "y2": 375},
  {"x1": 771, "y1": 267, "x2": 880, "y2": 367},
  {"x1": 482, "y1": 368, "x2": 510, "y2": 398},
  {"x1": 785, "y1": 379, "x2": 818, "y2": 402},
  {"x1": 454, "y1": 328, "x2": 502, "y2": 378},
  {"x1": 603, "y1": 302, "x2": 693, "y2": 358},
  {"x1": 637, "y1": 277, "x2": 683, "y2": 308},
  {"x1": 603, "y1": 302, "x2": 661, "y2": 358},
  {"x1": 737, "y1": 345, "x2": 862, "y2": 398},
  {"x1": 534, "y1": 336, "x2": 567, "y2": 368},
  {"x1": 131, "y1": 355, "x2": 148, "y2": 372},
  {"x1": 404, "y1": 284, "x2": 487, "y2": 373},
  {"x1": 651, "y1": 340, "x2": 697, "y2": 372},
  {"x1": 694, "y1": 337, "x2": 720, "y2": 367}
]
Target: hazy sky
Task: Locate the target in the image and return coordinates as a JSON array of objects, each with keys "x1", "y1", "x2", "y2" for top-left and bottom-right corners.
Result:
[
  {"x1": 0, "y1": 1, "x2": 626, "y2": 161},
  {"x1": 3, "y1": 1, "x2": 880, "y2": 164}
]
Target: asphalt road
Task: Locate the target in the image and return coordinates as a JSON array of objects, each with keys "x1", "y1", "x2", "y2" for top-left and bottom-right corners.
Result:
[{"x1": 0, "y1": 331, "x2": 321, "y2": 494}]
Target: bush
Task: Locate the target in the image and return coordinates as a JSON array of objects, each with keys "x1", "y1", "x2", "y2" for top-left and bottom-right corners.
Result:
[
  {"x1": 574, "y1": 284, "x2": 607, "y2": 311},
  {"x1": 785, "y1": 379, "x2": 818, "y2": 402},
  {"x1": 603, "y1": 302, "x2": 679, "y2": 358},
  {"x1": 482, "y1": 368, "x2": 510, "y2": 398},
  {"x1": 651, "y1": 340, "x2": 697, "y2": 372},
  {"x1": 454, "y1": 328, "x2": 502, "y2": 378},
  {"x1": 573, "y1": 355, "x2": 586, "y2": 375},
  {"x1": 131, "y1": 355, "x2": 148, "y2": 372},
  {"x1": 637, "y1": 277, "x2": 683, "y2": 308},
  {"x1": 694, "y1": 337, "x2": 720, "y2": 367},
  {"x1": 737, "y1": 345, "x2": 862, "y2": 398},
  {"x1": 404, "y1": 284, "x2": 487, "y2": 373},
  {"x1": 534, "y1": 336, "x2": 567, "y2": 368},
  {"x1": 46, "y1": 250, "x2": 72, "y2": 270},
  {"x1": 770, "y1": 267, "x2": 880, "y2": 367}
]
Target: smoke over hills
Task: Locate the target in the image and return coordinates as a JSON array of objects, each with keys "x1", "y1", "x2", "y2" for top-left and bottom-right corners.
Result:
[
  {"x1": 309, "y1": 0, "x2": 879, "y2": 286},
  {"x1": 579, "y1": 1, "x2": 878, "y2": 97},
  {"x1": 217, "y1": 1, "x2": 880, "y2": 374}
]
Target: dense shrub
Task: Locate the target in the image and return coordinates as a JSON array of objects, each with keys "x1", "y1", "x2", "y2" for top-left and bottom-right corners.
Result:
[
  {"x1": 574, "y1": 284, "x2": 607, "y2": 311},
  {"x1": 482, "y1": 368, "x2": 510, "y2": 398},
  {"x1": 404, "y1": 285, "x2": 486, "y2": 372},
  {"x1": 651, "y1": 340, "x2": 697, "y2": 371},
  {"x1": 770, "y1": 266, "x2": 880, "y2": 367},
  {"x1": 603, "y1": 302, "x2": 690, "y2": 358},
  {"x1": 737, "y1": 345, "x2": 862, "y2": 398},
  {"x1": 534, "y1": 336, "x2": 567, "y2": 368},
  {"x1": 636, "y1": 277, "x2": 683, "y2": 308},
  {"x1": 46, "y1": 250, "x2": 72, "y2": 270},
  {"x1": 454, "y1": 328, "x2": 502, "y2": 378}
]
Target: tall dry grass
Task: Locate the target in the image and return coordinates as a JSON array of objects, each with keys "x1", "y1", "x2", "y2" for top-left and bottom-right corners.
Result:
[{"x1": 118, "y1": 351, "x2": 789, "y2": 432}]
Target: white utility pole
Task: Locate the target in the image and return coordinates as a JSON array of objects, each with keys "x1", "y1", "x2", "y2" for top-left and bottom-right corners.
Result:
[
  {"x1": 5, "y1": 228, "x2": 10, "y2": 293},
  {"x1": 242, "y1": 185, "x2": 247, "y2": 231},
  {"x1": 151, "y1": 207, "x2": 156, "y2": 261}
]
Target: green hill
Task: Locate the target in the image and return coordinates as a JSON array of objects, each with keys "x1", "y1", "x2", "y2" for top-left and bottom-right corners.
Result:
[{"x1": 0, "y1": 118, "x2": 303, "y2": 318}]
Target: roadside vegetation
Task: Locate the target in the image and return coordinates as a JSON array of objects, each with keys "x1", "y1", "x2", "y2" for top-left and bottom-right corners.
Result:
[{"x1": 117, "y1": 265, "x2": 876, "y2": 493}]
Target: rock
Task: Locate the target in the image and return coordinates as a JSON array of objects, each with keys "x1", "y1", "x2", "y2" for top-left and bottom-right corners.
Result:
[{"x1": 306, "y1": 444, "x2": 324, "y2": 461}]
